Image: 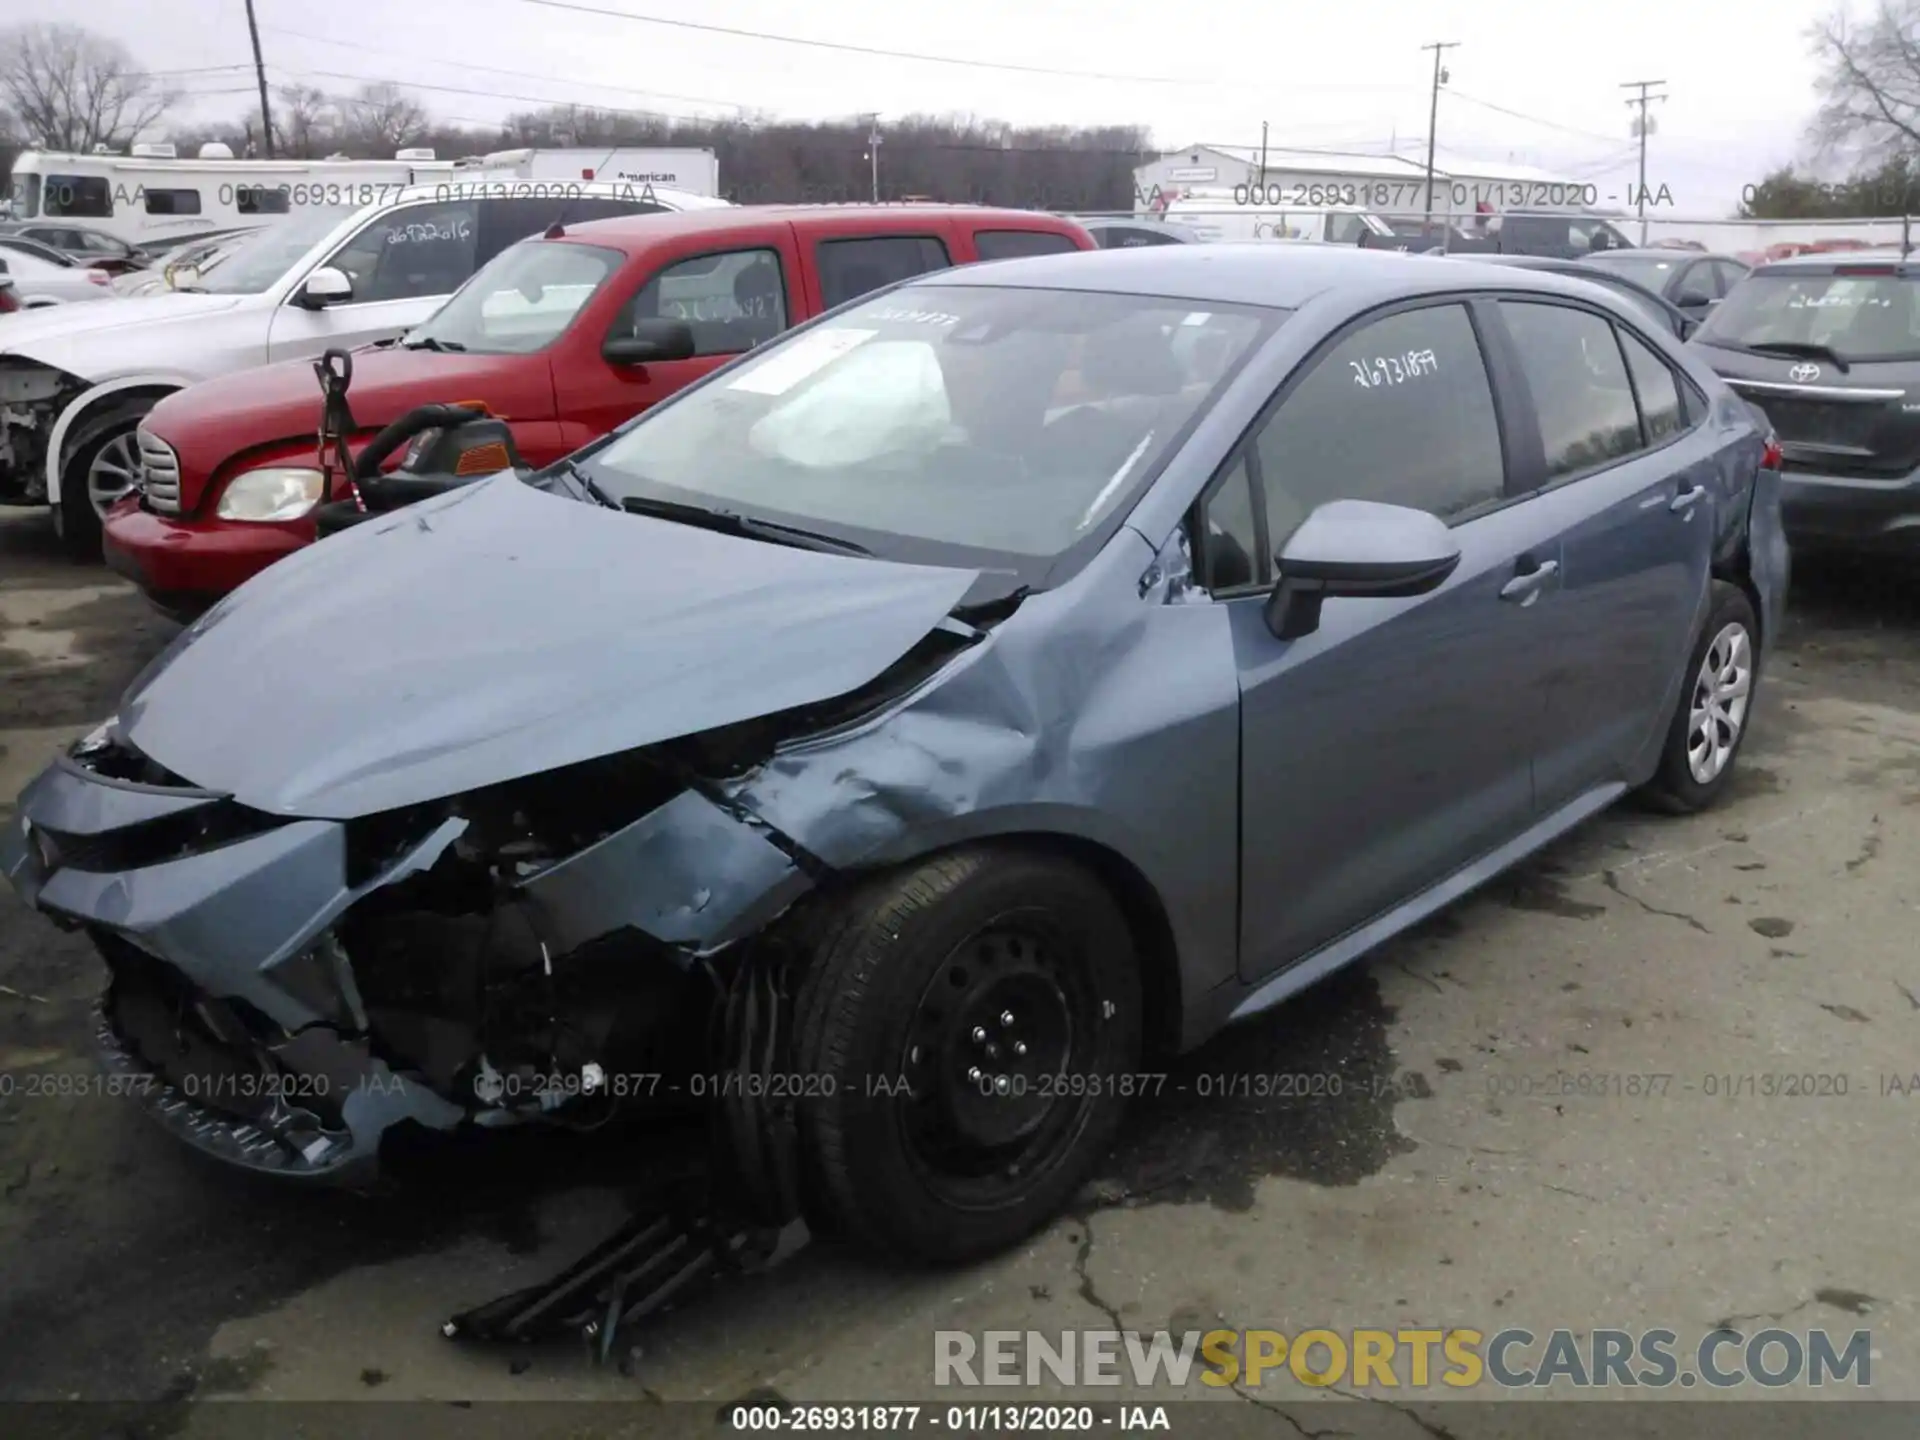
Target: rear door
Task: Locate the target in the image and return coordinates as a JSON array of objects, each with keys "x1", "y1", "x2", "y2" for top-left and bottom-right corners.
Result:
[
  {"x1": 1226, "y1": 298, "x2": 1570, "y2": 980},
  {"x1": 552, "y1": 223, "x2": 803, "y2": 446},
  {"x1": 1485, "y1": 299, "x2": 1716, "y2": 805},
  {"x1": 805, "y1": 232, "x2": 953, "y2": 313}
]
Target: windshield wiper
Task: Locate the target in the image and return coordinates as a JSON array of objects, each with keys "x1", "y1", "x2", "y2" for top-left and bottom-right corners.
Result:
[
  {"x1": 551, "y1": 458, "x2": 621, "y2": 509},
  {"x1": 402, "y1": 335, "x2": 467, "y2": 352},
  {"x1": 619, "y1": 493, "x2": 870, "y2": 555},
  {"x1": 1740, "y1": 341, "x2": 1852, "y2": 373}
]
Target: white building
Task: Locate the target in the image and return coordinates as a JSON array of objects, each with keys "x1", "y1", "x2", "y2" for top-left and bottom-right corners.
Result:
[{"x1": 1133, "y1": 143, "x2": 1593, "y2": 220}]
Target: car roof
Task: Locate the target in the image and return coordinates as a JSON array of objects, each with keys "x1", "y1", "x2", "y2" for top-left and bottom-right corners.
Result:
[
  {"x1": 904, "y1": 241, "x2": 1670, "y2": 312},
  {"x1": 1587, "y1": 246, "x2": 1745, "y2": 263},
  {"x1": 550, "y1": 203, "x2": 1086, "y2": 250},
  {"x1": 1752, "y1": 247, "x2": 1916, "y2": 275}
]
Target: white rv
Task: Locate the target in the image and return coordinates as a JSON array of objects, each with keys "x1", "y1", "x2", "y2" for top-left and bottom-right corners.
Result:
[
  {"x1": 6, "y1": 146, "x2": 458, "y2": 249},
  {"x1": 1162, "y1": 189, "x2": 1397, "y2": 245},
  {"x1": 460, "y1": 148, "x2": 720, "y2": 197}
]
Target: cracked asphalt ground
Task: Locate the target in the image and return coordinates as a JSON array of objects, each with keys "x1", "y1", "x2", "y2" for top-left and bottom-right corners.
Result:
[{"x1": 3, "y1": 507, "x2": 1918, "y2": 1439}]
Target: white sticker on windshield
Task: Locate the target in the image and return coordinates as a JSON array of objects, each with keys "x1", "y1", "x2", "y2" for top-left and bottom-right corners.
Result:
[
  {"x1": 1180, "y1": 311, "x2": 1213, "y2": 326},
  {"x1": 727, "y1": 328, "x2": 879, "y2": 395},
  {"x1": 867, "y1": 306, "x2": 960, "y2": 325}
]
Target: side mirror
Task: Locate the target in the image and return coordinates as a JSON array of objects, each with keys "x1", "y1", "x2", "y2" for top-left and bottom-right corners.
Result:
[
  {"x1": 604, "y1": 317, "x2": 697, "y2": 365},
  {"x1": 1265, "y1": 499, "x2": 1463, "y2": 641},
  {"x1": 1675, "y1": 288, "x2": 1713, "y2": 310},
  {"x1": 295, "y1": 266, "x2": 353, "y2": 309}
]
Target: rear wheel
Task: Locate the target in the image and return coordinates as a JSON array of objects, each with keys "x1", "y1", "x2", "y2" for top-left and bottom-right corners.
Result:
[
  {"x1": 792, "y1": 848, "x2": 1142, "y2": 1264},
  {"x1": 1640, "y1": 581, "x2": 1759, "y2": 814},
  {"x1": 56, "y1": 398, "x2": 156, "y2": 562}
]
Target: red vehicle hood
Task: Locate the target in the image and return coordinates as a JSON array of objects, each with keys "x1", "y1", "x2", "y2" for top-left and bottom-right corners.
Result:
[{"x1": 143, "y1": 345, "x2": 556, "y2": 514}]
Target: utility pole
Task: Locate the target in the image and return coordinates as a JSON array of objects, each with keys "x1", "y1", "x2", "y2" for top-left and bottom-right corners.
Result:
[
  {"x1": 1259, "y1": 120, "x2": 1269, "y2": 191},
  {"x1": 1622, "y1": 79, "x2": 1667, "y2": 246},
  {"x1": 862, "y1": 114, "x2": 881, "y2": 202},
  {"x1": 243, "y1": 0, "x2": 275, "y2": 158},
  {"x1": 1420, "y1": 42, "x2": 1458, "y2": 233}
]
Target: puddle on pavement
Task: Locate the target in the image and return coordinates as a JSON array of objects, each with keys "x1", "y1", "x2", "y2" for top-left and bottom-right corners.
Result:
[{"x1": 1092, "y1": 967, "x2": 1417, "y2": 1211}]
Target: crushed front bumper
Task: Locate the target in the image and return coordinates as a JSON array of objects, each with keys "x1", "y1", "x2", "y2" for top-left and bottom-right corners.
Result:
[{"x1": 102, "y1": 497, "x2": 310, "y2": 622}]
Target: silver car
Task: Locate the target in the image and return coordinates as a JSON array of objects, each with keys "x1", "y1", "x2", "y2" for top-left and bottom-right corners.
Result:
[{"x1": 2, "y1": 244, "x2": 1787, "y2": 1268}]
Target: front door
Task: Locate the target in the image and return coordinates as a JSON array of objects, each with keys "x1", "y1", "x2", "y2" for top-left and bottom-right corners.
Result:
[
  {"x1": 553, "y1": 230, "x2": 802, "y2": 447},
  {"x1": 1227, "y1": 300, "x2": 1567, "y2": 981},
  {"x1": 1487, "y1": 300, "x2": 1717, "y2": 805},
  {"x1": 265, "y1": 197, "x2": 481, "y2": 364}
]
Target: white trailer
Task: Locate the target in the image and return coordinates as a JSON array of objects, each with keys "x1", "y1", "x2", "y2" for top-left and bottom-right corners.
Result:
[
  {"x1": 6, "y1": 145, "x2": 458, "y2": 249},
  {"x1": 464, "y1": 147, "x2": 720, "y2": 197}
]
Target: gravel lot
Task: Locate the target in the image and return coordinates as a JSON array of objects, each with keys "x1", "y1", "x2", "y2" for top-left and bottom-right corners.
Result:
[{"x1": 2, "y1": 508, "x2": 1916, "y2": 1436}]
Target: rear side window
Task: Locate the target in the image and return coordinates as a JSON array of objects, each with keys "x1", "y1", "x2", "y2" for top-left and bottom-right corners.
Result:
[
  {"x1": 1699, "y1": 270, "x2": 1920, "y2": 361},
  {"x1": 235, "y1": 185, "x2": 291, "y2": 216},
  {"x1": 475, "y1": 196, "x2": 666, "y2": 264},
  {"x1": 143, "y1": 188, "x2": 201, "y2": 216},
  {"x1": 1095, "y1": 226, "x2": 1182, "y2": 248},
  {"x1": 43, "y1": 175, "x2": 111, "y2": 218},
  {"x1": 1499, "y1": 300, "x2": 1643, "y2": 480},
  {"x1": 973, "y1": 229, "x2": 1080, "y2": 260},
  {"x1": 815, "y1": 235, "x2": 950, "y2": 309},
  {"x1": 1618, "y1": 330, "x2": 1686, "y2": 443},
  {"x1": 1251, "y1": 302, "x2": 1505, "y2": 545}
]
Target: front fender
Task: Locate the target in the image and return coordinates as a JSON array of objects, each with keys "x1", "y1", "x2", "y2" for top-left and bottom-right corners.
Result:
[{"x1": 45, "y1": 374, "x2": 198, "y2": 503}]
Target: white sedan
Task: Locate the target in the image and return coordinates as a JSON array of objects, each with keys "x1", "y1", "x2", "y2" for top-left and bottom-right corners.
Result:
[{"x1": 0, "y1": 247, "x2": 115, "y2": 307}]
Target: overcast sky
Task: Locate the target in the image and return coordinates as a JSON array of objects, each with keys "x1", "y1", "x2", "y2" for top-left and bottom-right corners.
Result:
[{"x1": 84, "y1": 0, "x2": 1847, "y2": 215}]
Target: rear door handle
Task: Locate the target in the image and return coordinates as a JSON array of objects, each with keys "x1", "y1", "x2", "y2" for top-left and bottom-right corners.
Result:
[
  {"x1": 1670, "y1": 484, "x2": 1707, "y2": 514},
  {"x1": 1499, "y1": 558, "x2": 1559, "y2": 603}
]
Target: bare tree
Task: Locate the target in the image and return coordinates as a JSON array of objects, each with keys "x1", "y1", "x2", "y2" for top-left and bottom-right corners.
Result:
[
  {"x1": 0, "y1": 23, "x2": 177, "y2": 152},
  {"x1": 273, "y1": 83, "x2": 339, "y2": 158},
  {"x1": 340, "y1": 83, "x2": 427, "y2": 154},
  {"x1": 1809, "y1": 1, "x2": 1920, "y2": 159}
]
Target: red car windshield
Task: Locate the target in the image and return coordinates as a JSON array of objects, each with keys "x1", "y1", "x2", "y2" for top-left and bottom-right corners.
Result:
[{"x1": 403, "y1": 239, "x2": 625, "y2": 355}]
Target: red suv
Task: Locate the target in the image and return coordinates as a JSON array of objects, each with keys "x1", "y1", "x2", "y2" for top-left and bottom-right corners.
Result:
[{"x1": 105, "y1": 205, "x2": 1094, "y2": 618}]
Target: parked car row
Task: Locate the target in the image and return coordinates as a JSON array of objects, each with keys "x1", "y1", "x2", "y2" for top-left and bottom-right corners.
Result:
[{"x1": 2, "y1": 240, "x2": 1787, "y2": 1283}]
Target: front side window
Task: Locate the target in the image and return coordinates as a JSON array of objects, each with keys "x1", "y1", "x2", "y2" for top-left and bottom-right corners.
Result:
[
  {"x1": 1252, "y1": 303, "x2": 1505, "y2": 549},
  {"x1": 144, "y1": 188, "x2": 202, "y2": 216},
  {"x1": 1198, "y1": 456, "x2": 1261, "y2": 590},
  {"x1": 1499, "y1": 300, "x2": 1644, "y2": 480},
  {"x1": 198, "y1": 206, "x2": 357, "y2": 294},
  {"x1": 973, "y1": 229, "x2": 1079, "y2": 260},
  {"x1": 324, "y1": 200, "x2": 479, "y2": 304},
  {"x1": 581, "y1": 283, "x2": 1274, "y2": 565},
  {"x1": 1696, "y1": 269, "x2": 1920, "y2": 362},
  {"x1": 11, "y1": 173, "x2": 42, "y2": 218},
  {"x1": 614, "y1": 247, "x2": 788, "y2": 356},
  {"x1": 404, "y1": 240, "x2": 623, "y2": 355},
  {"x1": 43, "y1": 175, "x2": 111, "y2": 218},
  {"x1": 815, "y1": 235, "x2": 950, "y2": 309}
]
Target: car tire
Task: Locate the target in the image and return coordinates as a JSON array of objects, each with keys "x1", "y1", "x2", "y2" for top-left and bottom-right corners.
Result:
[
  {"x1": 1639, "y1": 580, "x2": 1761, "y2": 814},
  {"x1": 792, "y1": 847, "x2": 1142, "y2": 1265},
  {"x1": 56, "y1": 399, "x2": 154, "y2": 563}
]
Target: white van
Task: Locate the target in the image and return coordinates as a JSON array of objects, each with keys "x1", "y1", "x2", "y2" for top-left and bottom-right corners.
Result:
[{"x1": 1162, "y1": 192, "x2": 1397, "y2": 245}]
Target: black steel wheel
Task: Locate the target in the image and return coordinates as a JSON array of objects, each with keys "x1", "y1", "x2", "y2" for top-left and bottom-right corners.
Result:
[{"x1": 792, "y1": 847, "x2": 1141, "y2": 1263}]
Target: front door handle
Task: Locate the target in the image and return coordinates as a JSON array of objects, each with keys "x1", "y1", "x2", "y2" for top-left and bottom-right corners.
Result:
[
  {"x1": 1670, "y1": 484, "x2": 1707, "y2": 514},
  {"x1": 1499, "y1": 558, "x2": 1559, "y2": 603}
]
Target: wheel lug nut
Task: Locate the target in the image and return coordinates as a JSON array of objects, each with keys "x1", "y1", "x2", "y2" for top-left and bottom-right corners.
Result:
[
  {"x1": 968, "y1": 1066, "x2": 982, "y2": 1083},
  {"x1": 994, "y1": 1075, "x2": 1011, "y2": 1094},
  {"x1": 1014, "y1": 1041, "x2": 1028, "y2": 1057},
  {"x1": 1000, "y1": 1011, "x2": 1015, "y2": 1027},
  {"x1": 971, "y1": 1026, "x2": 987, "y2": 1044}
]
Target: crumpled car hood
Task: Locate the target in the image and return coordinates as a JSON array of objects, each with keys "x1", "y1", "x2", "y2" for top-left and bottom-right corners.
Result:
[{"x1": 118, "y1": 476, "x2": 979, "y2": 819}]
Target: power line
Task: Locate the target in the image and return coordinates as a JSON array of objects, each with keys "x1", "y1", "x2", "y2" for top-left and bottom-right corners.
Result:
[
  {"x1": 1445, "y1": 90, "x2": 1628, "y2": 147},
  {"x1": 259, "y1": 22, "x2": 748, "y2": 114}
]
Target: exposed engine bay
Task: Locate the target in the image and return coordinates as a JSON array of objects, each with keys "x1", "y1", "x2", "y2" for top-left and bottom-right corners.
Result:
[{"x1": 0, "y1": 357, "x2": 87, "y2": 504}]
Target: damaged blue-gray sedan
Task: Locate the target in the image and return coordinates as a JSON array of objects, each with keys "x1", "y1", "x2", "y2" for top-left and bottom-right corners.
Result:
[{"x1": 3, "y1": 245, "x2": 1787, "y2": 1270}]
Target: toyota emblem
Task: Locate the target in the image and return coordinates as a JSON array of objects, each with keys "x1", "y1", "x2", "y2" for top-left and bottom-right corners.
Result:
[{"x1": 1788, "y1": 362, "x2": 1822, "y2": 382}]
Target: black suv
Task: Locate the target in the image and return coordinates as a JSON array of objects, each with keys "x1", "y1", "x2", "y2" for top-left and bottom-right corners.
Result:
[
  {"x1": 1363, "y1": 210, "x2": 1635, "y2": 260},
  {"x1": 1690, "y1": 249, "x2": 1920, "y2": 554}
]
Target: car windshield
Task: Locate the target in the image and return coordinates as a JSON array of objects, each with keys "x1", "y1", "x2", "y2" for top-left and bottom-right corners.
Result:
[
  {"x1": 1697, "y1": 270, "x2": 1920, "y2": 362},
  {"x1": 405, "y1": 239, "x2": 623, "y2": 354},
  {"x1": 579, "y1": 283, "x2": 1276, "y2": 565},
  {"x1": 196, "y1": 207, "x2": 356, "y2": 294},
  {"x1": 1583, "y1": 253, "x2": 1681, "y2": 287}
]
